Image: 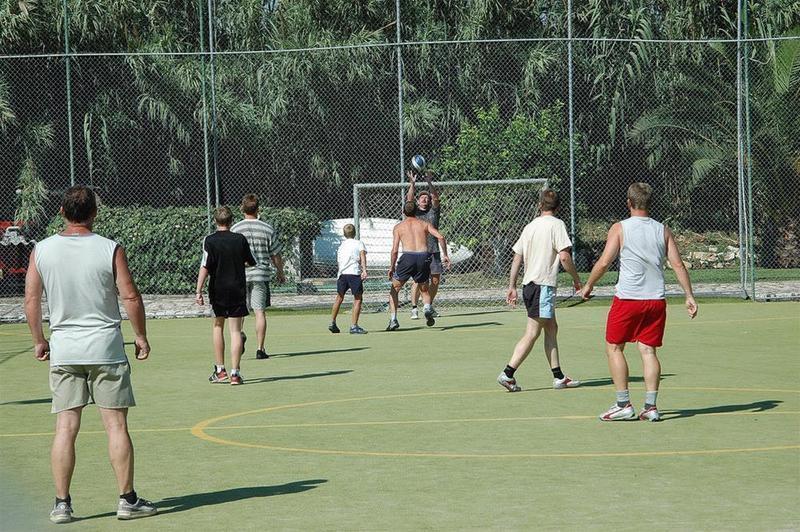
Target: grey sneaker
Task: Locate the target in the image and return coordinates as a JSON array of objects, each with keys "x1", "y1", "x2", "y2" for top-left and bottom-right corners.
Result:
[
  {"x1": 349, "y1": 325, "x2": 368, "y2": 334},
  {"x1": 50, "y1": 501, "x2": 73, "y2": 524},
  {"x1": 410, "y1": 307, "x2": 419, "y2": 320},
  {"x1": 117, "y1": 497, "x2": 157, "y2": 520},
  {"x1": 386, "y1": 319, "x2": 400, "y2": 331},
  {"x1": 497, "y1": 373, "x2": 521, "y2": 392}
]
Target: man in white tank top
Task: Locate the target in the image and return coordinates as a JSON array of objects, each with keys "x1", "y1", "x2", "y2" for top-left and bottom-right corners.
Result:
[
  {"x1": 581, "y1": 183, "x2": 698, "y2": 422},
  {"x1": 25, "y1": 186, "x2": 157, "y2": 522}
]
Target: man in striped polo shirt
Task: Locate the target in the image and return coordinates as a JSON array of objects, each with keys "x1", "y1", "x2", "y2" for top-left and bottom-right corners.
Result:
[
  {"x1": 232, "y1": 194, "x2": 286, "y2": 359},
  {"x1": 581, "y1": 183, "x2": 698, "y2": 422}
]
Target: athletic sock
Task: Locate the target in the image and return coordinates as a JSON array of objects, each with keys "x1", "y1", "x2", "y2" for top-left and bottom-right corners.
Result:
[
  {"x1": 215, "y1": 365, "x2": 225, "y2": 373},
  {"x1": 390, "y1": 312, "x2": 397, "y2": 321},
  {"x1": 504, "y1": 365, "x2": 516, "y2": 378},
  {"x1": 423, "y1": 303, "x2": 432, "y2": 312},
  {"x1": 55, "y1": 495, "x2": 71, "y2": 506},
  {"x1": 231, "y1": 369, "x2": 240, "y2": 376},
  {"x1": 551, "y1": 366, "x2": 565, "y2": 380},
  {"x1": 644, "y1": 391, "x2": 658, "y2": 409},
  {"x1": 616, "y1": 390, "x2": 631, "y2": 408},
  {"x1": 120, "y1": 490, "x2": 138, "y2": 504}
]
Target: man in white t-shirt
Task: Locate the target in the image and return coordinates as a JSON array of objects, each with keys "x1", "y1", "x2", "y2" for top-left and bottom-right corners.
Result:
[
  {"x1": 329, "y1": 223, "x2": 368, "y2": 334},
  {"x1": 497, "y1": 189, "x2": 583, "y2": 392}
]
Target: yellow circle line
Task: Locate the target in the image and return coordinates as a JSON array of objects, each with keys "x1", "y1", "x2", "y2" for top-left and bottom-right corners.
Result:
[{"x1": 189, "y1": 387, "x2": 800, "y2": 458}]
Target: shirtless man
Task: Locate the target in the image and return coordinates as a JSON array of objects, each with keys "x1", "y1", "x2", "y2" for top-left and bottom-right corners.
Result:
[{"x1": 386, "y1": 201, "x2": 451, "y2": 331}]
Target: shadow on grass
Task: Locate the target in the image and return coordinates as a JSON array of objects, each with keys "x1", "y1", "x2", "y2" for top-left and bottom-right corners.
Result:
[
  {"x1": 660, "y1": 400, "x2": 783, "y2": 421},
  {"x1": 443, "y1": 309, "x2": 510, "y2": 318},
  {"x1": 270, "y1": 347, "x2": 368, "y2": 358},
  {"x1": 0, "y1": 347, "x2": 32, "y2": 366},
  {"x1": 379, "y1": 327, "x2": 424, "y2": 333},
  {"x1": 0, "y1": 397, "x2": 51, "y2": 406},
  {"x1": 77, "y1": 480, "x2": 328, "y2": 520},
  {"x1": 245, "y1": 370, "x2": 352, "y2": 385},
  {"x1": 438, "y1": 321, "x2": 502, "y2": 331},
  {"x1": 577, "y1": 374, "x2": 677, "y2": 388}
]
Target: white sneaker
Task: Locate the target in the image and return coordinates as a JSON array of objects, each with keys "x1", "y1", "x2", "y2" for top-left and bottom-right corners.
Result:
[
  {"x1": 599, "y1": 403, "x2": 636, "y2": 421},
  {"x1": 410, "y1": 307, "x2": 419, "y2": 320},
  {"x1": 497, "y1": 373, "x2": 521, "y2": 392},
  {"x1": 553, "y1": 376, "x2": 581, "y2": 389},
  {"x1": 638, "y1": 406, "x2": 661, "y2": 422},
  {"x1": 50, "y1": 501, "x2": 73, "y2": 524},
  {"x1": 117, "y1": 497, "x2": 157, "y2": 520}
]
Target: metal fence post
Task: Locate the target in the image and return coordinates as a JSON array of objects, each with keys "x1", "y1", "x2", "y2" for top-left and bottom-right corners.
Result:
[
  {"x1": 62, "y1": 0, "x2": 75, "y2": 186},
  {"x1": 198, "y1": 0, "x2": 213, "y2": 232},
  {"x1": 736, "y1": 0, "x2": 747, "y2": 299},
  {"x1": 395, "y1": 0, "x2": 406, "y2": 199},
  {"x1": 207, "y1": 0, "x2": 220, "y2": 206},
  {"x1": 567, "y1": 0, "x2": 576, "y2": 261}
]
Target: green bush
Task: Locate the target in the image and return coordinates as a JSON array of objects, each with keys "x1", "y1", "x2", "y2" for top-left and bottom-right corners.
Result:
[{"x1": 46, "y1": 205, "x2": 320, "y2": 294}]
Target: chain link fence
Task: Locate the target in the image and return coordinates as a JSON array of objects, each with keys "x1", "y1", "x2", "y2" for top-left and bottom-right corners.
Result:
[{"x1": 1, "y1": 1, "x2": 798, "y2": 305}]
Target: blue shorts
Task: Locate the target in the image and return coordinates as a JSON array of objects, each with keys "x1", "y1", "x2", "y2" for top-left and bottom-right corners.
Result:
[
  {"x1": 522, "y1": 282, "x2": 555, "y2": 319},
  {"x1": 393, "y1": 252, "x2": 431, "y2": 283},
  {"x1": 337, "y1": 274, "x2": 364, "y2": 296}
]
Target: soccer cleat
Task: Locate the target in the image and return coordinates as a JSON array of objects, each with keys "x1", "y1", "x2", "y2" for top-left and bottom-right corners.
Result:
[
  {"x1": 639, "y1": 405, "x2": 661, "y2": 422},
  {"x1": 497, "y1": 372, "x2": 521, "y2": 392},
  {"x1": 230, "y1": 373, "x2": 243, "y2": 385},
  {"x1": 553, "y1": 376, "x2": 581, "y2": 389},
  {"x1": 209, "y1": 368, "x2": 229, "y2": 383},
  {"x1": 50, "y1": 501, "x2": 73, "y2": 524},
  {"x1": 599, "y1": 403, "x2": 637, "y2": 421},
  {"x1": 256, "y1": 349, "x2": 269, "y2": 360},
  {"x1": 328, "y1": 322, "x2": 341, "y2": 334},
  {"x1": 349, "y1": 325, "x2": 368, "y2": 334},
  {"x1": 386, "y1": 319, "x2": 400, "y2": 331},
  {"x1": 410, "y1": 307, "x2": 419, "y2": 320},
  {"x1": 424, "y1": 308, "x2": 435, "y2": 327},
  {"x1": 240, "y1": 332, "x2": 247, "y2": 355},
  {"x1": 117, "y1": 497, "x2": 157, "y2": 520}
]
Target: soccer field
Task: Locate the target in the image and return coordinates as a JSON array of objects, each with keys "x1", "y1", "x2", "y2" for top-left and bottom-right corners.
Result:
[{"x1": 1, "y1": 300, "x2": 798, "y2": 530}]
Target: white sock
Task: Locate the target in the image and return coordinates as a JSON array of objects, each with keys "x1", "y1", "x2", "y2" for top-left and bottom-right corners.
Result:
[
  {"x1": 390, "y1": 312, "x2": 397, "y2": 321},
  {"x1": 231, "y1": 368, "x2": 240, "y2": 376},
  {"x1": 215, "y1": 365, "x2": 225, "y2": 373},
  {"x1": 423, "y1": 304, "x2": 432, "y2": 312}
]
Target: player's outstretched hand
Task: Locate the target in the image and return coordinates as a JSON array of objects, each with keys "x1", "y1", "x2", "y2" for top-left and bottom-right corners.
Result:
[
  {"x1": 134, "y1": 336, "x2": 150, "y2": 360},
  {"x1": 506, "y1": 287, "x2": 518, "y2": 307},
  {"x1": 580, "y1": 285, "x2": 593, "y2": 300},
  {"x1": 424, "y1": 170, "x2": 434, "y2": 182},
  {"x1": 406, "y1": 170, "x2": 416, "y2": 184},
  {"x1": 686, "y1": 296, "x2": 698, "y2": 319},
  {"x1": 34, "y1": 340, "x2": 50, "y2": 361}
]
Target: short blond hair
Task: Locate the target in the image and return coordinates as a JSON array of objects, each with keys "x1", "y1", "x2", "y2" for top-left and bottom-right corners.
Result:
[
  {"x1": 627, "y1": 182, "x2": 653, "y2": 210},
  {"x1": 343, "y1": 224, "x2": 356, "y2": 238}
]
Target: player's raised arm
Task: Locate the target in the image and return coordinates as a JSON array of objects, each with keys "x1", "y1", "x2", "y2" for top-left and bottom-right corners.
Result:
[
  {"x1": 665, "y1": 227, "x2": 698, "y2": 319},
  {"x1": 581, "y1": 222, "x2": 622, "y2": 299},
  {"x1": 405, "y1": 170, "x2": 417, "y2": 203}
]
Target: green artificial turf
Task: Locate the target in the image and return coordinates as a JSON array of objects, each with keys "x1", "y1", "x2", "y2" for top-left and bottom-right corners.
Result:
[{"x1": 1, "y1": 300, "x2": 798, "y2": 530}]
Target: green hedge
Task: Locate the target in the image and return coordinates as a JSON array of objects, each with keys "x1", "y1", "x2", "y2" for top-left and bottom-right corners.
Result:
[{"x1": 46, "y1": 205, "x2": 320, "y2": 294}]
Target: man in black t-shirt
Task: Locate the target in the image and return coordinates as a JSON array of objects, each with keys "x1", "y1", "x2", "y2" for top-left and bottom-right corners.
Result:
[
  {"x1": 195, "y1": 206, "x2": 256, "y2": 385},
  {"x1": 405, "y1": 169, "x2": 444, "y2": 319}
]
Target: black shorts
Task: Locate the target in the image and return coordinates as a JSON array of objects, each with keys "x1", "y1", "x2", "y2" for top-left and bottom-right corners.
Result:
[
  {"x1": 394, "y1": 252, "x2": 431, "y2": 283},
  {"x1": 211, "y1": 303, "x2": 249, "y2": 318},
  {"x1": 522, "y1": 282, "x2": 556, "y2": 320},
  {"x1": 429, "y1": 252, "x2": 443, "y2": 275},
  {"x1": 337, "y1": 274, "x2": 364, "y2": 296}
]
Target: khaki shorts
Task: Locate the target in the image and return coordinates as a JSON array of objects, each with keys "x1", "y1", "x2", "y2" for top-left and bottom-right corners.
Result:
[
  {"x1": 49, "y1": 363, "x2": 136, "y2": 413},
  {"x1": 246, "y1": 281, "x2": 271, "y2": 311}
]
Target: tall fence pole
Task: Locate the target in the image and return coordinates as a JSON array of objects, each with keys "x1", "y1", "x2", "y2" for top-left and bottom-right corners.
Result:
[
  {"x1": 207, "y1": 0, "x2": 220, "y2": 206},
  {"x1": 736, "y1": 0, "x2": 747, "y2": 298},
  {"x1": 395, "y1": 0, "x2": 406, "y2": 200},
  {"x1": 198, "y1": 0, "x2": 213, "y2": 231},
  {"x1": 743, "y1": 1, "x2": 755, "y2": 298},
  {"x1": 567, "y1": 0, "x2": 576, "y2": 261},
  {"x1": 62, "y1": 0, "x2": 75, "y2": 186}
]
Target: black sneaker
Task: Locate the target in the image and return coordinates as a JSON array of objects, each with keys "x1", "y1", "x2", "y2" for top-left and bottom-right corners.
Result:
[
  {"x1": 385, "y1": 319, "x2": 399, "y2": 331},
  {"x1": 256, "y1": 349, "x2": 269, "y2": 360},
  {"x1": 349, "y1": 325, "x2": 368, "y2": 334},
  {"x1": 328, "y1": 322, "x2": 341, "y2": 334},
  {"x1": 424, "y1": 308, "x2": 435, "y2": 327}
]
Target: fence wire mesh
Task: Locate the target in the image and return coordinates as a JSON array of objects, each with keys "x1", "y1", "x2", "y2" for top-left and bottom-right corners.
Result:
[{"x1": 1, "y1": 0, "x2": 798, "y2": 305}]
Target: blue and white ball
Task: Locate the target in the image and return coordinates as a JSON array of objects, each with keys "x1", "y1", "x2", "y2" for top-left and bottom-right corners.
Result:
[{"x1": 411, "y1": 154, "x2": 426, "y2": 172}]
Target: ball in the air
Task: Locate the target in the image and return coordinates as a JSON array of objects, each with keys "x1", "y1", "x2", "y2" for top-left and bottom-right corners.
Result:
[{"x1": 411, "y1": 155, "x2": 426, "y2": 172}]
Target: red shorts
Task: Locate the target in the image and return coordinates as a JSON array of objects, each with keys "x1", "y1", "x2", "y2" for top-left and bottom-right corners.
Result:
[{"x1": 605, "y1": 297, "x2": 667, "y2": 347}]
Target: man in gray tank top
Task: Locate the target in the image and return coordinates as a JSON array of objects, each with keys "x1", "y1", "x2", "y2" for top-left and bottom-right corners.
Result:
[
  {"x1": 581, "y1": 183, "x2": 698, "y2": 422},
  {"x1": 25, "y1": 186, "x2": 157, "y2": 523}
]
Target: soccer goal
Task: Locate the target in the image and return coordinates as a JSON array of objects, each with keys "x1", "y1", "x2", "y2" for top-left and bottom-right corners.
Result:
[{"x1": 350, "y1": 178, "x2": 549, "y2": 310}]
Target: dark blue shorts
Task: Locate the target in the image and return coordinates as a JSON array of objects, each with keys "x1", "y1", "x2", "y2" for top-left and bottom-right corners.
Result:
[
  {"x1": 394, "y1": 252, "x2": 431, "y2": 283},
  {"x1": 337, "y1": 274, "x2": 364, "y2": 296},
  {"x1": 211, "y1": 303, "x2": 249, "y2": 318}
]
